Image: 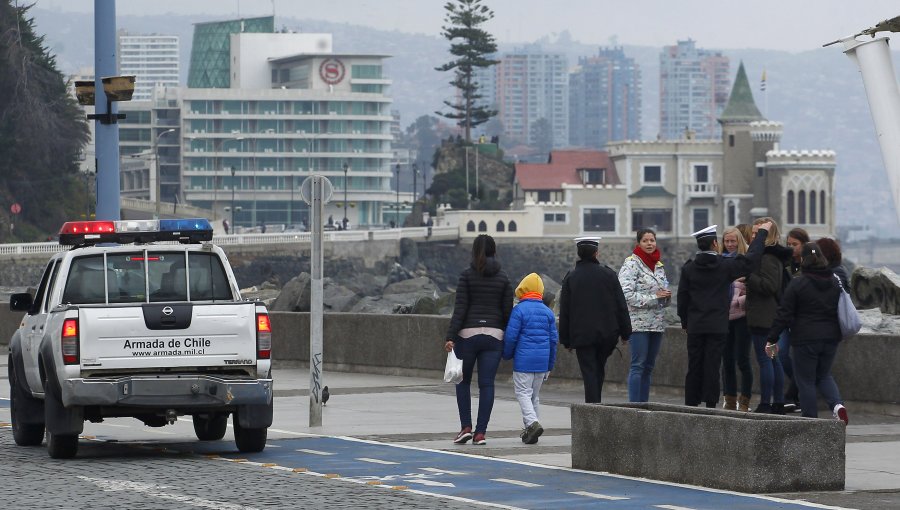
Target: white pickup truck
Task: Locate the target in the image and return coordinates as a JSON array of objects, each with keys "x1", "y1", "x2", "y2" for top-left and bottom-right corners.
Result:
[{"x1": 7, "y1": 219, "x2": 273, "y2": 458}]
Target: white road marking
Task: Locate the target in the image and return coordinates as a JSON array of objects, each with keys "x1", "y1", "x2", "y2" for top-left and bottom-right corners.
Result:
[
  {"x1": 404, "y1": 479, "x2": 456, "y2": 488},
  {"x1": 295, "y1": 448, "x2": 334, "y2": 456},
  {"x1": 420, "y1": 467, "x2": 467, "y2": 475},
  {"x1": 570, "y1": 490, "x2": 629, "y2": 501},
  {"x1": 78, "y1": 476, "x2": 259, "y2": 510},
  {"x1": 656, "y1": 505, "x2": 698, "y2": 510},
  {"x1": 264, "y1": 443, "x2": 281, "y2": 448},
  {"x1": 356, "y1": 457, "x2": 399, "y2": 465},
  {"x1": 491, "y1": 478, "x2": 542, "y2": 488}
]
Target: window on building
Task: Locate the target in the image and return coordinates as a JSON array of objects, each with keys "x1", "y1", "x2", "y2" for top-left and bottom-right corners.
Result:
[
  {"x1": 478, "y1": 221, "x2": 487, "y2": 232},
  {"x1": 466, "y1": 221, "x2": 475, "y2": 232},
  {"x1": 632, "y1": 209, "x2": 672, "y2": 231},
  {"x1": 535, "y1": 190, "x2": 551, "y2": 202},
  {"x1": 692, "y1": 208, "x2": 709, "y2": 233},
  {"x1": 581, "y1": 168, "x2": 607, "y2": 185},
  {"x1": 544, "y1": 213, "x2": 566, "y2": 223},
  {"x1": 351, "y1": 65, "x2": 383, "y2": 79},
  {"x1": 496, "y1": 221, "x2": 505, "y2": 232},
  {"x1": 583, "y1": 208, "x2": 616, "y2": 232},
  {"x1": 729, "y1": 134, "x2": 734, "y2": 147},
  {"x1": 820, "y1": 191, "x2": 826, "y2": 224},
  {"x1": 798, "y1": 191, "x2": 807, "y2": 224},
  {"x1": 787, "y1": 191, "x2": 795, "y2": 224},
  {"x1": 809, "y1": 191, "x2": 817, "y2": 224},
  {"x1": 509, "y1": 221, "x2": 517, "y2": 232},
  {"x1": 694, "y1": 165, "x2": 709, "y2": 183},
  {"x1": 643, "y1": 165, "x2": 662, "y2": 184},
  {"x1": 728, "y1": 201, "x2": 736, "y2": 226}
]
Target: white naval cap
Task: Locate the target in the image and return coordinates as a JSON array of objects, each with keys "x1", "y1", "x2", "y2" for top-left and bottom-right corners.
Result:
[
  {"x1": 574, "y1": 236, "x2": 601, "y2": 247},
  {"x1": 690, "y1": 224, "x2": 718, "y2": 240}
]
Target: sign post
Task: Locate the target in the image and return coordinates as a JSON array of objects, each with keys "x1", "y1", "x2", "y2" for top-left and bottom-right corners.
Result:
[{"x1": 300, "y1": 175, "x2": 333, "y2": 427}]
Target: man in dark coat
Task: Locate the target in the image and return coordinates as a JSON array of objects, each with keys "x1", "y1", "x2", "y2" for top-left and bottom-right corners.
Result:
[
  {"x1": 677, "y1": 222, "x2": 771, "y2": 407},
  {"x1": 559, "y1": 237, "x2": 632, "y2": 403}
]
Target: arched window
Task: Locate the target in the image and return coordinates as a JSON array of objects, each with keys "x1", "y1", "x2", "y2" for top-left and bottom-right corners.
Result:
[
  {"x1": 798, "y1": 190, "x2": 806, "y2": 224},
  {"x1": 820, "y1": 190, "x2": 826, "y2": 224},
  {"x1": 496, "y1": 221, "x2": 505, "y2": 232},
  {"x1": 466, "y1": 220, "x2": 476, "y2": 232},
  {"x1": 728, "y1": 201, "x2": 736, "y2": 226},
  {"x1": 809, "y1": 191, "x2": 817, "y2": 224},
  {"x1": 478, "y1": 221, "x2": 487, "y2": 232},
  {"x1": 787, "y1": 191, "x2": 795, "y2": 224},
  {"x1": 509, "y1": 221, "x2": 518, "y2": 232}
]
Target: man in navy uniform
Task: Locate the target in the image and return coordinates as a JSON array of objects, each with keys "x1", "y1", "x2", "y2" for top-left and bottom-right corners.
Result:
[
  {"x1": 559, "y1": 237, "x2": 632, "y2": 403},
  {"x1": 677, "y1": 222, "x2": 771, "y2": 407}
]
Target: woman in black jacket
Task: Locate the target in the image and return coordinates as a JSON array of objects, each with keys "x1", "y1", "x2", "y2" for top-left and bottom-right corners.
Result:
[
  {"x1": 444, "y1": 235, "x2": 514, "y2": 445},
  {"x1": 766, "y1": 242, "x2": 848, "y2": 424}
]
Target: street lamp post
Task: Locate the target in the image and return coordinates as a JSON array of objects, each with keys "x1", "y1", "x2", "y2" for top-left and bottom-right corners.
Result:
[
  {"x1": 412, "y1": 162, "x2": 418, "y2": 204},
  {"x1": 395, "y1": 163, "x2": 401, "y2": 227},
  {"x1": 230, "y1": 166, "x2": 236, "y2": 228},
  {"x1": 154, "y1": 128, "x2": 176, "y2": 219},
  {"x1": 342, "y1": 161, "x2": 349, "y2": 228},
  {"x1": 218, "y1": 136, "x2": 244, "y2": 222}
]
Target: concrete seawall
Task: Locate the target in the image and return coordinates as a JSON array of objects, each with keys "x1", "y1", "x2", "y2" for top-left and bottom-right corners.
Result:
[{"x1": 2, "y1": 308, "x2": 896, "y2": 412}]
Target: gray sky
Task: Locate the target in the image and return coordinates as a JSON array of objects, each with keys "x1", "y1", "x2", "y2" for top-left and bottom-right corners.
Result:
[{"x1": 31, "y1": 0, "x2": 899, "y2": 52}]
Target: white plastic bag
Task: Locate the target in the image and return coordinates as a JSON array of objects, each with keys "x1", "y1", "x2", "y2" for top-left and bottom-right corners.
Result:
[
  {"x1": 443, "y1": 352, "x2": 463, "y2": 384},
  {"x1": 835, "y1": 275, "x2": 861, "y2": 340}
]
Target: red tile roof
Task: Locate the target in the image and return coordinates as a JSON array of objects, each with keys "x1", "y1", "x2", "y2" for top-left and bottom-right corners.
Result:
[{"x1": 515, "y1": 150, "x2": 618, "y2": 190}]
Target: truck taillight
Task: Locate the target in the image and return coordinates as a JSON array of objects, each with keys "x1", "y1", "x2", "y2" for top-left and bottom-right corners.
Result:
[
  {"x1": 256, "y1": 313, "x2": 271, "y2": 360},
  {"x1": 62, "y1": 318, "x2": 79, "y2": 365}
]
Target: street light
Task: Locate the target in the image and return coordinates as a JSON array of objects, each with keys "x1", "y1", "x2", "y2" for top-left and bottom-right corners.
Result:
[
  {"x1": 217, "y1": 136, "x2": 244, "y2": 221},
  {"x1": 154, "y1": 128, "x2": 176, "y2": 219},
  {"x1": 395, "y1": 163, "x2": 401, "y2": 227},
  {"x1": 412, "y1": 162, "x2": 420, "y2": 204},
  {"x1": 343, "y1": 161, "x2": 350, "y2": 228}
]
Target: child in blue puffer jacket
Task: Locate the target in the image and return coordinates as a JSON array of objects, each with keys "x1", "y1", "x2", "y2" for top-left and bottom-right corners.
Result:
[{"x1": 503, "y1": 273, "x2": 558, "y2": 444}]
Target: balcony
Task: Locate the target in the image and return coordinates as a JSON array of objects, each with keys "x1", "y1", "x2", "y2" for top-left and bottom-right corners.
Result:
[{"x1": 684, "y1": 182, "x2": 718, "y2": 199}]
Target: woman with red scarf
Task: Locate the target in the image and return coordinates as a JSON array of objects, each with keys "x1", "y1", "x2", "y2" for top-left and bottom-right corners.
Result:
[{"x1": 617, "y1": 228, "x2": 672, "y2": 402}]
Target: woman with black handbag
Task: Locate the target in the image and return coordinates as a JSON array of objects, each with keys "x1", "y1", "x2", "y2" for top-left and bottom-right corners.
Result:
[{"x1": 765, "y1": 242, "x2": 848, "y2": 424}]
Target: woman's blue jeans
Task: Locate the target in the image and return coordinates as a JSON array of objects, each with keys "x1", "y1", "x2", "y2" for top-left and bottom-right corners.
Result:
[
  {"x1": 628, "y1": 331, "x2": 663, "y2": 402},
  {"x1": 751, "y1": 332, "x2": 784, "y2": 405},
  {"x1": 453, "y1": 334, "x2": 502, "y2": 434}
]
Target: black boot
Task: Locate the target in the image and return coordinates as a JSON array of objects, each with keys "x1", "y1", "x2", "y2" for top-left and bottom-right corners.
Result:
[
  {"x1": 754, "y1": 403, "x2": 772, "y2": 414},
  {"x1": 771, "y1": 403, "x2": 786, "y2": 415}
]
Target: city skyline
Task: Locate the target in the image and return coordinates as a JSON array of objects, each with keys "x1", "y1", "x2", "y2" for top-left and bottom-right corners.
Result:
[{"x1": 32, "y1": 0, "x2": 899, "y2": 53}]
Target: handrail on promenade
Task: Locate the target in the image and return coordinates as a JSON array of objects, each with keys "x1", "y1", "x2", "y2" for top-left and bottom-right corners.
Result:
[{"x1": 0, "y1": 225, "x2": 461, "y2": 258}]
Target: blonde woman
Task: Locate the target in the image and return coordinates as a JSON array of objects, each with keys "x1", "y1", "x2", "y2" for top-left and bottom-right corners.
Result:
[
  {"x1": 719, "y1": 226, "x2": 752, "y2": 411},
  {"x1": 745, "y1": 217, "x2": 792, "y2": 414}
]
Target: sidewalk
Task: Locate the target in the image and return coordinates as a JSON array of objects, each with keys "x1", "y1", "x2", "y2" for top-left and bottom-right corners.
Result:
[{"x1": 271, "y1": 362, "x2": 900, "y2": 508}]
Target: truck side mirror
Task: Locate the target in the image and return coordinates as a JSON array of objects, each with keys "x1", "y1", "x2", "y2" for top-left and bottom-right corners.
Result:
[{"x1": 9, "y1": 292, "x2": 34, "y2": 312}]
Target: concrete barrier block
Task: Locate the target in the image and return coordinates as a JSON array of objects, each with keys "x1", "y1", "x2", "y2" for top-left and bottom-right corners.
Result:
[{"x1": 571, "y1": 403, "x2": 845, "y2": 493}]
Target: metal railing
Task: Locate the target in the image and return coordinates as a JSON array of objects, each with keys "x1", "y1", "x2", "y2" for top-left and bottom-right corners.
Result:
[{"x1": 0, "y1": 226, "x2": 461, "y2": 258}]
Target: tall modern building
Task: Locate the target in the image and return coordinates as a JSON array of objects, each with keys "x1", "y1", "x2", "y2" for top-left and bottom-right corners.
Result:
[
  {"x1": 187, "y1": 16, "x2": 276, "y2": 88},
  {"x1": 118, "y1": 24, "x2": 401, "y2": 229},
  {"x1": 569, "y1": 47, "x2": 641, "y2": 149},
  {"x1": 487, "y1": 49, "x2": 568, "y2": 148},
  {"x1": 117, "y1": 32, "x2": 180, "y2": 101},
  {"x1": 659, "y1": 39, "x2": 730, "y2": 140}
]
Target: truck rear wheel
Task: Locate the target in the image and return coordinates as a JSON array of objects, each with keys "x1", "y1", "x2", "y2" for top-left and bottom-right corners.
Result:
[
  {"x1": 234, "y1": 420, "x2": 267, "y2": 453},
  {"x1": 193, "y1": 413, "x2": 228, "y2": 441},
  {"x1": 8, "y1": 355, "x2": 45, "y2": 446},
  {"x1": 46, "y1": 431, "x2": 79, "y2": 459}
]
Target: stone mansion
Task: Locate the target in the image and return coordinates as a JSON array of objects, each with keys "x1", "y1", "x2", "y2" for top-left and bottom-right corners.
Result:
[{"x1": 438, "y1": 63, "x2": 836, "y2": 242}]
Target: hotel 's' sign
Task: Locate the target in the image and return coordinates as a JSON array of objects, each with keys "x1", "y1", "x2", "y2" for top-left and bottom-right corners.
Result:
[{"x1": 319, "y1": 58, "x2": 346, "y2": 85}]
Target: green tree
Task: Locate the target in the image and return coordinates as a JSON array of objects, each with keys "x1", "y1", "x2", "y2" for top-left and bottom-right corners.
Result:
[
  {"x1": 435, "y1": 0, "x2": 499, "y2": 143},
  {"x1": 0, "y1": 1, "x2": 90, "y2": 240}
]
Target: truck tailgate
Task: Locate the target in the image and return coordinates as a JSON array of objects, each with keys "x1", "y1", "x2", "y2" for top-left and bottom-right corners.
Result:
[{"x1": 77, "y1": 303, "x2": 258, "y2": 371}]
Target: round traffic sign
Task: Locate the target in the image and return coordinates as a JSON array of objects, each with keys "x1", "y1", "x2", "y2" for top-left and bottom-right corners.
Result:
[
  {"x1": 10, "y1": 203, "x2": 21, "y2": 215},
  {"x1": 300, "y1": 176, "x2": 334, "y2": 205}
]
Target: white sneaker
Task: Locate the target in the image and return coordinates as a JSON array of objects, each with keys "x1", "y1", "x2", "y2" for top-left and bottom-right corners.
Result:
[{"x1": 833, "y1": 404, "x2": 849, "y2": 425}]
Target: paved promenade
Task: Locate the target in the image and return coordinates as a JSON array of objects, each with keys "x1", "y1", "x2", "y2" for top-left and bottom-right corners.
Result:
[{"x1": 263, "y1": 362, "x2": 900, "y2": 509}]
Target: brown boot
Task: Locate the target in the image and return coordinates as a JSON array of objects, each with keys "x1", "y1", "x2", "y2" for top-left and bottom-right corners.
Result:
[
  {"x1": 723, "y1": 395, "x2": 737, "y2": 411},
  {"x1": 737, "y1": 395, "x2": 750, "y2": 412}
]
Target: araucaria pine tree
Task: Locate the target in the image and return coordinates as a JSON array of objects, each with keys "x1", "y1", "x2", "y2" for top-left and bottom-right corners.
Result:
[{"x1": 435, "y1": 0, "x2": 499, "y2": 143}]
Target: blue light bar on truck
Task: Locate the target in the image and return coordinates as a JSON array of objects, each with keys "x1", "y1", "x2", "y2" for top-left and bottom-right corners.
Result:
[{"x1": 59, "y1": 219, "x2": 213, "y2": 246}]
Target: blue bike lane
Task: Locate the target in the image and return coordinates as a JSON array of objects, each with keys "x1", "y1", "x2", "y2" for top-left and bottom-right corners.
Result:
[{"x1": 185, "y1": 435, "x2": 846, "y2": 510}]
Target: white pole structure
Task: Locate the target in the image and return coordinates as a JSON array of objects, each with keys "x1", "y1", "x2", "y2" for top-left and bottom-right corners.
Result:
[
  {"x1": 308, "y1": 175, "x2": 326, "y2": 427},
  {"x1": 842, "y1": 36, "x2": 900, "y2": 226},
  {"x1": 465, "y1": 146, "x2": 470, "y2": 208}
]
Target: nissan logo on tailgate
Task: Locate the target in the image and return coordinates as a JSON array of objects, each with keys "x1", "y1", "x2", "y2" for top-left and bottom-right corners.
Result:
[{"x1": 162, "y1": 306, "x2": 174, "y2": 316}]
